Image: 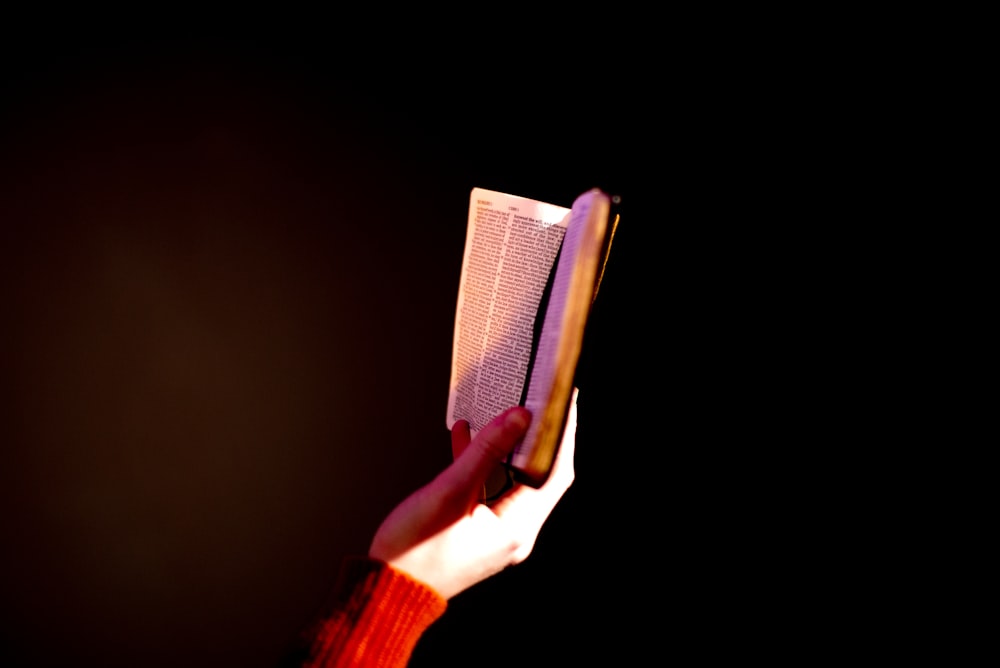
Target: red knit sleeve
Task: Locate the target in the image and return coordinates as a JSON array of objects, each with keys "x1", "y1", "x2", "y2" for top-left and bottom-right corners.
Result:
[{"x1": 301, "y1": 556, "x2": 448, "y2": 668}]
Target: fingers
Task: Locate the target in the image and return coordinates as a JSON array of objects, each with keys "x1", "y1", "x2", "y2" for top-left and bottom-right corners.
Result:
[
  {"x1": 545, "y1": 387, "x2": 579, "y2": 491},
  {"x1": 489, "y1": 389, "x2": 578, "y2": 539},
  {"x1": 451, "y1": 419, "x2": 471, "y2": 460},
  {"x1": 438, "y1": 407, "x2": 531, "y2": 497}
]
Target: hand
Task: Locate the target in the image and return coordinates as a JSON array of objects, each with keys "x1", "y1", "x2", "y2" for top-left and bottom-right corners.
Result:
[{"x1": 368, "y1": 389, "x2": 579, "y2": 599}]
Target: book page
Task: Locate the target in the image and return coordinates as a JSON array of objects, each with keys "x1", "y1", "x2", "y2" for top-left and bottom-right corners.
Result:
[{"x1": 446, "y1": 188, "x2": 570, "y2": 435}]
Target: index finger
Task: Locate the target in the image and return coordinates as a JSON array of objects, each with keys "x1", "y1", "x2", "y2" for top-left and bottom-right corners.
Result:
[{"x1": 437, "y1": 406, "x2": 531, "y2": 493}]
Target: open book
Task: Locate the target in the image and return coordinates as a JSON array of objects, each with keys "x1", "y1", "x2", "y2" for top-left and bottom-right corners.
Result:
[{"x1": 446, "y1": 187, "x2": 618, "y2": 489}]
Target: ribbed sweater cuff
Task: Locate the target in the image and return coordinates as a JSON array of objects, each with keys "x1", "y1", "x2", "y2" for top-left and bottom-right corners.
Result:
[{"x1": 303, "y1": 556, "x2": 448, "y2": 668}]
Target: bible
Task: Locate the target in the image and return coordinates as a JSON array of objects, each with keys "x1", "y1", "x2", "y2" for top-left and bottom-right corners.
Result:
[{"x1": 445, "y1": 186, "x2": 618, "y2": 489}]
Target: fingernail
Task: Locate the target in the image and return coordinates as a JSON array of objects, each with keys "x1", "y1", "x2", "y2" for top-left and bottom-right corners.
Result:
[{"x1": 505, "y1": 408, "x2": 530, "y2": 431}]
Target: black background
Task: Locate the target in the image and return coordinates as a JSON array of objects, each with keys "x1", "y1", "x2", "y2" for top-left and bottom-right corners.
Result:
[{"x1": 0, "y1": 20, "x2": 685, "y2": 668}]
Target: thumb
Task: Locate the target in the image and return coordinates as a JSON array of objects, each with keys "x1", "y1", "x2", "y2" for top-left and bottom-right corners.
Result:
[{"x1": 438, "y1": 407, "x2": 531, "y2": 496}]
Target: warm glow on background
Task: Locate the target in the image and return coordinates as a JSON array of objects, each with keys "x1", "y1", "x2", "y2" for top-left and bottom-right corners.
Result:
[{"x1": 0, "y1": 26, "x2": 634, "y2": 668}]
